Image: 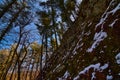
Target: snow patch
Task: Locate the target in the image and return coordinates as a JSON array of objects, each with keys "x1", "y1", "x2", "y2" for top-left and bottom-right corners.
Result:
[
  {"x1": 76, "y1": 0, "x2": 82, "y2": 5},
  {"x1": 58, "y1": 71, "x2": 70, "y2": 79},
  {"x1": 110, "y1": 3, "x2": 120, "y2": 14},
  {"x1": 118, "y1": 73, "x2": 120, "y2": 75},
  {"x1": 73, "y1": 63, "x2": 109, "y2": 80},
  {"x1": 63, "y1": 71, "x2": 70, "y2": 78},
  {"x1": 95, "y1": 2, "x2": 120, "y2": 29},
  {"x1": 72, "y1": 38, "x2": 83, "y2": 55},
  {"x1": 85, "y1": 31, "x2": 91, "y2": 36},
  {"x1": 74, "y1": 76, "x2": 79, "y2": 80},
  {"x1": 53, "y1": 64, "x2": 61, "y2": 72},
  {"x1": 109, "y1": 19, "x2": 118, "y2": 28},
  {"x1": 100, "y1": 63, "x2": 109, "y2": 71},
  {"x1": 91, "y1": 72, "x2": 96, "y2": 80},
  {"x1": 70, "y1": 15, "x2": 75, "y2": 22},
  {"x1": 115, "y1": 52, "x2": 120, "y2": 64},
  {"x1": 87, "y1": 31, "x2": 107, "y2": 52},
  {"x1": 106, "y1": 75, "x2": 113, "y2": 80}
]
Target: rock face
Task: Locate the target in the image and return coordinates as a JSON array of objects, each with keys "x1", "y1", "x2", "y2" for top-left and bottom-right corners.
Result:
[{"x1": 41, "y1": 0, "x2": 120, "y2": 79}]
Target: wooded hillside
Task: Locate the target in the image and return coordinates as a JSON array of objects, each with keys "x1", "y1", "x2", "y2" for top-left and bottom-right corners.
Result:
[{"x1": 0, "y1": 0, "x2": 120, "y2": 80}]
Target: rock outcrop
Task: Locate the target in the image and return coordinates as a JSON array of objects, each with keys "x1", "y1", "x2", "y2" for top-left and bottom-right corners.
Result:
[{"x1": 38, "y1": 0, "x2": 120, "y2": 79}]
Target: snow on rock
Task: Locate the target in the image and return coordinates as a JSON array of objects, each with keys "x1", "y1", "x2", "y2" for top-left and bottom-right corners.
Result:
[
  {"x1": 91, "y1": 72, "x2": 96, "y2": 80},
  {"x1": 100, "y1": 63, "x2": 109, "y2": 71},
  {"x1": 63, "y1": 71, "x2": 70, "y2": 78},
  {"x1": 106, "y1": 75, "x2": 113, "y2": 80},
  {"x1": 87, "y1": 31, "x2": 107, "y2": 52},
  {"x1": 70, "y1": 15, "x2": 75, "y2": 22},
  {"x1": 72, "y1": 38, "x2": 83, "y2": 55},
  {"x1": 73, "y1": 63, "x2": 109, "y2": 80},
  {"x1": 95, "y1": 1, "x2": 120, "y2": 28},
  {"x1": 53, "y1": 64, "x2": 61, "y2": 72},
  {"x1": 87, "y1": 2, "x2": 120, "y2": 53},
  {"x1": 109, "y1": 19, "x2": 118, "y2": 28},
  {"x1": 118, "y1": 73, "x2": 120, "y2": 75},
  {"x1": 93, "y1": 31, "x2": 107, "y2": 41},
  {"x1": 115, "y1": 52, "x2": 120, "y2": 64},
  {"x1": 73, "y1": 76, "x2": 79, "y2": 80},
  {"x1": 58, "y1": 71, "x2": 70, "y2": 79},
  {"x1": 110, "y1": 3, "x2": 120, "y2": 14},
  {"x1": 76, "y1": 0, "x2": 82, "y2": 5}
]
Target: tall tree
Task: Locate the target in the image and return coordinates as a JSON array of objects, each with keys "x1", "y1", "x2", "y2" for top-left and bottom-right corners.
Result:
[{"x1": 0, "y1": 0, "x2": 17, "y2": 18}]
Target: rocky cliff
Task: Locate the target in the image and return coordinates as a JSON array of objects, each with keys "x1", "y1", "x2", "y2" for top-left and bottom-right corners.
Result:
[{"x1": 39, "y1": 0, "x2": 120, "y2": 79}]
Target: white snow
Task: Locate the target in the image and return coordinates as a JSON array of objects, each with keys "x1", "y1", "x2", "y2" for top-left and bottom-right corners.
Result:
[
  {"x1": 53, "y1": 64, "x2": 61, "y2": 72},
  {"x1": 109, "y1": 19, "x2": 118, "y2": 28},
  {"x1": 73, "y1": 63, "x2": 109, "y2": 80},
  {"x1": 76, "y1": 0, "x2": 82, "y2": 5},
  {"x1": 95, "y1": 2, "x2": 120, "y2": 29},
  {"x1": 81, "y1": 63, "x2": 100, "y2": 74},
  {"x1": 63, "y1": 71, "x2": 70, "y2": 78},
  {"x1": 58, "y1": 78, "x2": 62, "y2": 80},
  {"x1": 85, "y1": 31, "x2": 91, "y2": 36},
  {"x1": 87, "y1": 31, "x2": 107, "y2": 52},
  {"x1": 91, "y1": 72, "x2": 96, "y2": 80},
  {"x1": 115, "y1": 52, "x2": 120, "y2": 64},
  {"x1": 110, "y1": 3, "x2": 120, "y2": 14},
  {"x1": 106, "y1": 75, "x2": 113, "y2": 80},
  {"x1": 108, "y1": 69, "x2": 112, "y2": 73},
  {"x1": 100, "y1": 50, "x2": 104, "y2": 53},
  {"x1": 75, "y1": 5, "x2": 80, "y2": 13},
  {"x1": 115, "y1": 52, "x2": 120, "y2": 59},
  {"x1": 100, "y1": 63, "x2": 109, "y2": 71},
  {"x1": 88, "y1": 22, "x2": 92, "y2": 27},
  {"x1": 73, "y1": 76, "x2": 79, "y2": 80},
  {"x1": 70, "y1": 15, "x2": 75, "y2": 22},
  {"x1": 72, "y1": 38, "x2": 83, "y2": 55},
  {"x1": 58, "y1": 71, "x2": 70, "y2": 79},
  {"x1": 95, "y1": 18, "x2": 105, "y2": 29},
  {"x1": 73, "y1": 51, "x2": 77, "y2": 55},
  {"x1": 118, "y1": 73, "x2": 120, "y2": 75},
  {"x1": 94, "y1": 32, "x2": 107, "y2": 41}
]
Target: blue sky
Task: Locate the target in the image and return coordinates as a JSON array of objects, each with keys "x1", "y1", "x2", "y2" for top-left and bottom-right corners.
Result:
[
  {"x1": 0, "y1": 22, "x2": 41, "y2": 49},
  {"x1": 0, "y1": 0, "x2": 42, "y2": 49}
]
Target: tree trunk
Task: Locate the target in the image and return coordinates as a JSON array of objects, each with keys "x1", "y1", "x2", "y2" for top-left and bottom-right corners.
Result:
[
  {"x1": 17, "y1": 61, "x2": 21, "y2": 80},
  {"x1": 45, "y1": 34, "x2": 48, "y2": 63},
  {"x1": 29, "y1": 63, "x2": 34, "y2": 80},
  {"x1": 9, "y1": 61, "x2": 17, "y2": 80},
  {"x1": 40, "y1": 35, "x2": 44, "y2": 80},
  {"x1": 24, "y1": 64, "x2": 30, "y2": 80},
  {"x1": 54, "y1": 29, "x2": 58, "y2": 49}
]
